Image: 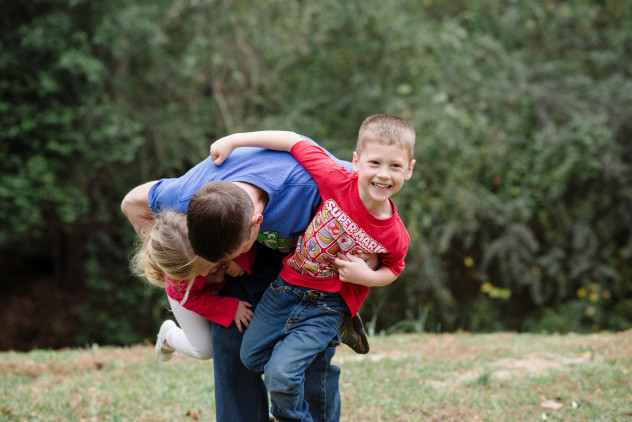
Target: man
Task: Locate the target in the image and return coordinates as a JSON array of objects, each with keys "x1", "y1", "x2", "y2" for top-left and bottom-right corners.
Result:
[{"x1": 122, "y1": 141, "x2": 371, "y2": 421}]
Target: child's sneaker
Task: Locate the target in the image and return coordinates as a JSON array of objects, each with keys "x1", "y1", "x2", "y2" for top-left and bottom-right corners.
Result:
[
  {"x1": 155, "y1": 320, "x2": 178, "y2": 363},
  {"x1": 340, "y1": 314, "x2": 369, "y2": 354}
]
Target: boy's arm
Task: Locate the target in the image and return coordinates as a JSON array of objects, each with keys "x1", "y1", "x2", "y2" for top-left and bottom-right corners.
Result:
[
  {"x1": 121, "y1": 180, "x2": 159, "y2": 238},
  {"x1": 210, "y1": 131, "x2": 305, "y2": 165},
  {"x1": 333, "y1": 254, "x2": 398, "y2": 287}
]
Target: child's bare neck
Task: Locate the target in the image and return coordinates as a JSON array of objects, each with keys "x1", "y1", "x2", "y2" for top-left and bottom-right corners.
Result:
[{"x1": 363, "y1": 198, "x2": 394, "y2": 219}]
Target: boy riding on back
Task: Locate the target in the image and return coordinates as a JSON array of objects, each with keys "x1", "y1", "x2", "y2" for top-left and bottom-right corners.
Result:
[{"x1": 210, "y1": 114, "x2": 416, "y2": 422}]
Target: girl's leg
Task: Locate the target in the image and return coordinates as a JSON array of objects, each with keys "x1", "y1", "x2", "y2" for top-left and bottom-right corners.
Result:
[{"x1": 165, "y1": 296, "x2": 213, "y2": 360}]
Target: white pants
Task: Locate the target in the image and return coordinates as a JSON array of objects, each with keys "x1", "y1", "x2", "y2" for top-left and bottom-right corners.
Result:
[{"x1": 166, "y1": 296, "x2": 214, "y2": 360}]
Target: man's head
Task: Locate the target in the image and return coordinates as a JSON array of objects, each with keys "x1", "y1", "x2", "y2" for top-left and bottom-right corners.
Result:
[
  {"x1": 353, "y1": 114, "x2": 416, "y2": 204},
  {"x1": 187, "y1": 180, "x2": 262, "y2": 263}
]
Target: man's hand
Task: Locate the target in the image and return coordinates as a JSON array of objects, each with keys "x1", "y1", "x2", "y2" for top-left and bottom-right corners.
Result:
[
  {"x1": 210, "y1": 138, "x2": 235, "y2": 166},
  {"x1": 234, "y1": 301, "x2": 253, "y2": 332}
]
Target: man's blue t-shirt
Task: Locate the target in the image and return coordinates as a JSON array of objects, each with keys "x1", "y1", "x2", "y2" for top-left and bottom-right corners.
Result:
[{"x1": 148, "y1": 138, "x2": 352, "y2": 252}]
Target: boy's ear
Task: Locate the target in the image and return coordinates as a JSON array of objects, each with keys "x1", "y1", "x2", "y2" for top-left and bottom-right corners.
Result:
[
  {"x1": 252, "y1": 213, "x2": 263, "y2": 226},
  {"x1": 404, "y1": 159, "x2": 416, "y2": 180},
  {"x1": 352, "y1": 151, "x2": 360, "y2": 173}
]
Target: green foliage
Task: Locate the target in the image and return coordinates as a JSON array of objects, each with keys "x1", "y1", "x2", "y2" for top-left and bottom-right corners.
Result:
[
  {"x1": 0, "y1": 0, "x2": 142, "y2": 243},
  {"x1": 2, "y1": 0, "x2": 631, "y2": 348}
]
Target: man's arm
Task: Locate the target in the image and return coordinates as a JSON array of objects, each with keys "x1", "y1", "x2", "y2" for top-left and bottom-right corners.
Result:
[
  {"x1": 120, "y1": 180, "x2": 159, "y2": 238},
  {"x1": 210, "y1": 131, "x2": 305, "y2": 165}
]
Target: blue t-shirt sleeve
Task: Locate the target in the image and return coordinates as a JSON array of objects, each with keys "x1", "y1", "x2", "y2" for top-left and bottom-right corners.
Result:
[{"x1": 148, "y1": 179, "x2": 189, "y2": 214}]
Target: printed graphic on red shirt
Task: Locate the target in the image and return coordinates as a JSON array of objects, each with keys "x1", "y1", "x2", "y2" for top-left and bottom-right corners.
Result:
[{"x1": 287, "y1": 199, "x2": 387, "y2": 277}]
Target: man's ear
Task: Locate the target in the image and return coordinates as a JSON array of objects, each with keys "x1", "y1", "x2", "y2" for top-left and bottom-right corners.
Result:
[
  {"x1": 252, "y1": 213, "x2": 263, "y2": 226},
  {"x1": 352, "y1": 151, "x2": 360, "y2": 173},
  {"x1": 404, "y1": 159, "x2": 416, "y2": 180}
]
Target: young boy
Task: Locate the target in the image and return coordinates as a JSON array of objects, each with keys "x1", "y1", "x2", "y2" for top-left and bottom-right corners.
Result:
[{"x1": 210, "y1": 114, "x2": 415, "y2": 421}]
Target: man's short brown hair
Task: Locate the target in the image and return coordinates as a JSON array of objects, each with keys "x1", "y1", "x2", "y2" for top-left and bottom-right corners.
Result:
[{"x1": 187, "y1": 181, "x2": 254, "y2": 262}]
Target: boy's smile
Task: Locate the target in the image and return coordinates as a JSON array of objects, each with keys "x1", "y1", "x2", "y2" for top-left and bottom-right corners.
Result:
[{"x1": 352, "y1": 142, "x2": 415, "y2": 216}]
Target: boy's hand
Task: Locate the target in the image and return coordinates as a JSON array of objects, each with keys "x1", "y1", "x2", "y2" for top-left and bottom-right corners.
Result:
[
  {"x1": 210, "y1": 138, "x2": 235, "y2": 166},
  {"x1": 234, "y1": 301, "x2": 254, "y2": 332},
  {"x1": 225, "y1": 260, "x2": 245, "y2": 277},
  {"x1": 333, "y1": 253, "x2": 374, "y2": 284},
  {"x1": 353, "y1": 252, "x2": 380, "y2": 270}
]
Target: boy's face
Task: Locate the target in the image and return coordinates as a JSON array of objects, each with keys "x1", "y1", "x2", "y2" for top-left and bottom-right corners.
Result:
[{"x1": 352, "y1": 142, "x2": 415, "y2": 205}]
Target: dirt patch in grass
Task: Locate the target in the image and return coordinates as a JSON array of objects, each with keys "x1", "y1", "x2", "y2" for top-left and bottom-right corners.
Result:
[{"x1": 0, "y1": 345, "x2": 152, "y2": 378}]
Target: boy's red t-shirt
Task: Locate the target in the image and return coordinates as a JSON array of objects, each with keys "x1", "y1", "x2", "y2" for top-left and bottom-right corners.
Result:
[{"x1": 279, "y1": 140, "x2": 410, "y2": 316}]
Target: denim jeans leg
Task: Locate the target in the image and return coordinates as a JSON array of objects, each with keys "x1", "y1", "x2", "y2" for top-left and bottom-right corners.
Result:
[
  {"x1": 212, "y1": 322, "x2": 269, "y2": 422},
  {"x1": 241, "y1": 277, "x2": 294, "y2": 373},
  {"x1": 304, "y1": 345, "x2": 341, "y2": 422},
  {"x1": 257, "y1": 281, "x2": 347, "y2": 422},
  {"x1": 211, "y1": 243, "x2": 285, "y2": 422}
]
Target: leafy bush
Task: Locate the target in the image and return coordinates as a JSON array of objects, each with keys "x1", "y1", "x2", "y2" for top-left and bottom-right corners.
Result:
[{"x1": 2, "y1": 0, "x2": 631, "y2": 348}]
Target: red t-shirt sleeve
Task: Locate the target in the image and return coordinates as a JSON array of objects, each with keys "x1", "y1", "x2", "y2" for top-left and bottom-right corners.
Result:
[
  {"x1": 179, "y1": 288, "x2": 239, "y2": 328},
  {"x1": 165, "y1": 275, "x2": 239, "y2": 328},
  {"x1": 290, "y1": 140, "x2": 348, "y2": 190}
]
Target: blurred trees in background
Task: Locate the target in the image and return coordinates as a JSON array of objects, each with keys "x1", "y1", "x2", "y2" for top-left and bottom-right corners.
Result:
[{"x1": 1, "y1": 0, "x2": 630, "y2": 350}]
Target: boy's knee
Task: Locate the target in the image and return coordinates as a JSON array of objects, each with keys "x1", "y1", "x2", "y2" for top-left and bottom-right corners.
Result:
[
  {"x1": 264, "y1": 360, "x2": 298, "y2": 395},
  {"x1": 240, "y1": 347, "x2": 258, "y2": 372}
]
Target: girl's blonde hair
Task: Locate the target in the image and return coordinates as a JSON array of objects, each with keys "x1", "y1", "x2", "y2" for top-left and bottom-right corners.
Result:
[{"x1": 130, "y1": 210, "x2": 209, "y2": 304}]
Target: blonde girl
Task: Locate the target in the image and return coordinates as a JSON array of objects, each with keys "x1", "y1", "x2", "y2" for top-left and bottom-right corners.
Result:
[{"x1": 131, "y1": 210, "x2": 255, "y2": 362}]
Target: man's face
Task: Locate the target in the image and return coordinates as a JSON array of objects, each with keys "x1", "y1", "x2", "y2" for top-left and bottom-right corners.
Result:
[{"x1": 210, "y1": 218, "x2": 261, "y2": 268}]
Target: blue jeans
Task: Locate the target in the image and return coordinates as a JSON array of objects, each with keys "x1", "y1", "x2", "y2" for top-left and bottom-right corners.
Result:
[
  {"x1": 241, "y1": 277, "x2": 347, "y2": 422},
  {"x1": 212, "y1": 245, "x2": 342, "y2": 422}
]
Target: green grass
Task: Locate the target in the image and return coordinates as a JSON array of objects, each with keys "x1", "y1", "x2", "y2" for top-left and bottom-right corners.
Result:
[{"x1": 1, "y1": 332, "x2": 631, "y2": 421}]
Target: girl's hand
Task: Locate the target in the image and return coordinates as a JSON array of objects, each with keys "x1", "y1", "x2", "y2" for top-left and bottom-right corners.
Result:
[
  {"x1": 234, "y1": 301, "x2": 253, "y2": 332},
  {"x1": 225, "y1": 260, "x2": 245, "y2": 277},
  {"x1": 210, "y1": 138, "x2": 235, "y2": 166}
]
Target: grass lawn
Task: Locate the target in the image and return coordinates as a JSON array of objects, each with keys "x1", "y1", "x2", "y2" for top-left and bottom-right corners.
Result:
[{"x1": 1, "y1": 331, "x2": 631, "y2": 421}]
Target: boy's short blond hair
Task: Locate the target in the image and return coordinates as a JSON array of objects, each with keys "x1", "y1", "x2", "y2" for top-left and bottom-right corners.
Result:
[{"x1": 356, "y1": 114, "x2": 415, "y2": 161}]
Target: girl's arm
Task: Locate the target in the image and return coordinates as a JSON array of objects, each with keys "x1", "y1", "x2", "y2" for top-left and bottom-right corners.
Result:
[
  {"x1": 210, "y1": 131, "x2": 305, "y2": 166},
  {"x1": 178, "y1": 288, "x2": 241, "y2": 328},
  {"x1": 333, "y1": 254, "x2": 398, "y2": 287},
  {"x1": 233, "y1": 301, "x2": 254, "y2": 332}
]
